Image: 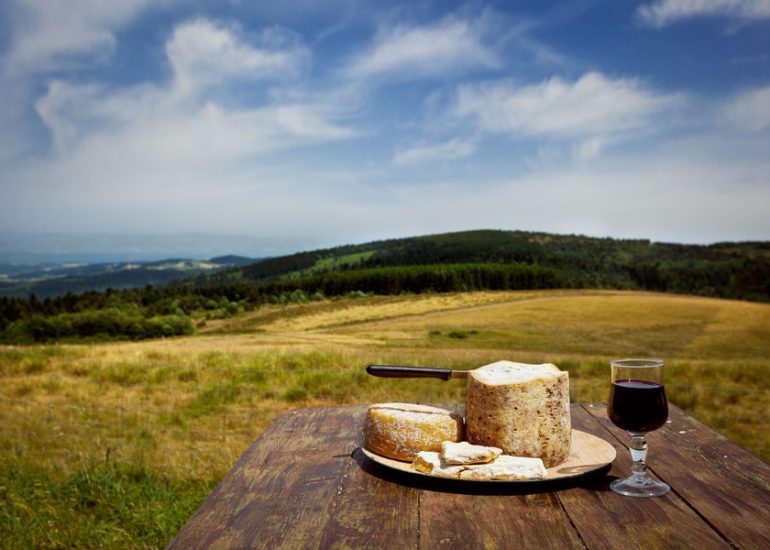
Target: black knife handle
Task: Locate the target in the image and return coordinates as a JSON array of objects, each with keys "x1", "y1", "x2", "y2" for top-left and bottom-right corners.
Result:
[{"x1": 366, "y1": 364, "x2": 453, "y2": 381}]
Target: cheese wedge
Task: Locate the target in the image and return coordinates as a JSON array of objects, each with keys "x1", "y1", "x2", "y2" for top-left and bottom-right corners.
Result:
[
  {"x1": 441, "y1": 441, "x2": 502, "y2": 465},
  {"x1": 363, "y1": 403, "x2": 464, "y2": 461}
]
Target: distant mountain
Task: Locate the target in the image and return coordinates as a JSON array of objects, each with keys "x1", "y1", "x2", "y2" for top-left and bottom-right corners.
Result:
[
  {"x1": 0, "y1": 256, "x2": 257, "y2": 298},
  {"x1": 208, "y1": 255, "x2": 257, "y2": 267},
  {"x1": 0, "y1": 232, "x2": 306, "y2": 264}
]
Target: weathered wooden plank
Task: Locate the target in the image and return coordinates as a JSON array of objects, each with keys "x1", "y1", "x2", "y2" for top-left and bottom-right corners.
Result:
[
  {"x1": 419, "y1": 490, "x2": 584, "y2": 549},
  {"x1": 587, "y1": 403, "x2": 770, "y2": 549},
  {"x1": 317, "y1": 406, "x2": 421, "y2": 549},
  {"x1": 168, "y1": 403, "x2": 770, "y2": 550},
  {"x1": 556, "y1": 405, "x2": 731, "y2": 549},
  {"x1": 406, "y1": 401, "x2": 584, "y2": 548},
  {"x1": 317, "y1": 447, "x2": 420, "y2": 549},
  {"x1": 342, "y1": 402, "x2": 580, "y2": 548},
  {"x1": 167, "y1": 407, "x2": 359, "y2": 549},
  {"x1": 325, "y1": 404, "x2": 583, "y2": 549}
]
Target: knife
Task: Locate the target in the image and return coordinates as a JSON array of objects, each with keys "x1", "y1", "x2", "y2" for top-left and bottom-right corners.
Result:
[{"x1": 366, "y1": 364, "x2": 468, "y2": 381}]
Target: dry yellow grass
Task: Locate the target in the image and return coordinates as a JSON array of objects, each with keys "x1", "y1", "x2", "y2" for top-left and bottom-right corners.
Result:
[
  {"x1": 1, "y1": 289, "x2": 768, "y2": 489},
  {"x1": 243, "y1": 290, "x2": 578, "y2": 332}
]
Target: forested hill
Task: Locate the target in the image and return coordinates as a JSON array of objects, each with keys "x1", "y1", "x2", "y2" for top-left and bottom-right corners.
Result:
[
  {"x1": 2, "y1": 229, "x2": 768, "y2": 344},
  {"x1": 198, "y1": 230, "x2": 770, "y2": 302}
]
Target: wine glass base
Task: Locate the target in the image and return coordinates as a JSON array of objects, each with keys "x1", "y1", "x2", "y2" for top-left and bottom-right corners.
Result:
[{"x1": 610, "y1": 476, "x2": 670, "y2": 497}]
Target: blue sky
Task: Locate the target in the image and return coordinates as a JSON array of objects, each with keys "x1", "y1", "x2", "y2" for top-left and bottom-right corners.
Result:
[{"x1": 1, "y1": 0, "x2": 769, "y2": 256}]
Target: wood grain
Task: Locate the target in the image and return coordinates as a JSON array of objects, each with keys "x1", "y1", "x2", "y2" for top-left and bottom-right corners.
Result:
[
  {"x1": 167, "y1": 403, "x2": 770, "y2": 550},
  {"x1": 585, "y1": 402, "x2": 770, "y2": 549},
  {"x1": 318, "y1": 407, "x2": 420, "y2": 549},
  {"x1": 419, "y1": 490, "x2": 583, "y2": 549},
  {"x1": 167, "y1": 408, "x2": 358, "y2": 549},
  {"x1": 558, "y1": 405, "x2": 731, "y2": 549}
]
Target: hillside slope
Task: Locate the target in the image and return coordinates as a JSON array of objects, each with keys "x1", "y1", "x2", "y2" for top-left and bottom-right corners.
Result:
[
  {"x1": 3, "y1": 229, "x2": 768, "y2": 345},
  {"x1": 201, "y1": 229, "x2": 770, "y2": 302}
]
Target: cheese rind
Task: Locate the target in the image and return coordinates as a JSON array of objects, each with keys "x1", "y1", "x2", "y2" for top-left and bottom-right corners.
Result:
[
  {"x1": 411, "y1": 451, "x2": 547, "y2": 480},
  {"x1": 412, "y1": 451, "x2": 464, "y2": 476},
  {"x1": 363, "y1": 403, "x2": 463, "y2": 461},
  {"x1": 466, "y1": 360, "x2": 571, "y2": 467},
  {"x1": 440, "y1": 441, "x2": 502, "y2": 465}
]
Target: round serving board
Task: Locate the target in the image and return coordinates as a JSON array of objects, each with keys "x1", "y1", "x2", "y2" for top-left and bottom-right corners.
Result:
[{"x1": 361, "y1": 429, "x2": 616, "y2": 483}]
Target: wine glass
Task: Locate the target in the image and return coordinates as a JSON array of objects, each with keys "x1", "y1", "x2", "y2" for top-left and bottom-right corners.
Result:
[{"x1": 607, "y1": 358, "x2": 670, "y2": 497}]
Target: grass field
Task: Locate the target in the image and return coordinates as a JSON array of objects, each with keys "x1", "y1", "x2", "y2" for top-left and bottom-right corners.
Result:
[{"x1": 1, "y1": 289, "x2": 769, "y2": 548}]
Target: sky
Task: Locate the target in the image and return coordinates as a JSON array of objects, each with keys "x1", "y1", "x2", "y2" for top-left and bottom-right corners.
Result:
[{"x1": 1, "y1": 0, "x2": 769, "y2": 258}]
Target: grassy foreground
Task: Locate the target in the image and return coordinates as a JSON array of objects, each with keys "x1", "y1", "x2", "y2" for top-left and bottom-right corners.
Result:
[{"x1": 1, "y1": 289, "x2": 769, "y2": 548}]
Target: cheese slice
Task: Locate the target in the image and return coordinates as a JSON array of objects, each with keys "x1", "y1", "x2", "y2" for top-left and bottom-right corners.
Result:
[
  {"x1": 457, "y1": 455, "x2": 547, "y2": 481},
  {"x1": 441, "y1": 441, "x2": 502, "y2": 465},
  {"x1": 412, "y1": 451, "x2": 548, "y2": 481},
  {"x1": 412, "y1": 451, "x2": 464, "y2": 476}
]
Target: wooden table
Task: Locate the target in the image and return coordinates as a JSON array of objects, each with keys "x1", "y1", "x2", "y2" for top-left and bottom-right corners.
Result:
[{"x1": 168, "y1": 403, "x2": 770, "y2": 549}]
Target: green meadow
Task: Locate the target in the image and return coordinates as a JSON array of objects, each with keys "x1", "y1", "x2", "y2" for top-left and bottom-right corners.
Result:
[{"x1": 1, "y1": 289, "x2": 768, "y2": 548}]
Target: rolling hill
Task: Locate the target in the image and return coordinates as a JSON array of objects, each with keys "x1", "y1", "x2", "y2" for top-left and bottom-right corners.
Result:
[
  {"x1": 2, "y1": 229, "x2": 768, "y2": 344},
  {"x1": 198, "y1": 229, "x2": 770, "y2": 302}
]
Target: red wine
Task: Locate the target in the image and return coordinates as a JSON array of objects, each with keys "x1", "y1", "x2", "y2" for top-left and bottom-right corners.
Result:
[{"x1": 608, "y1": 379, "x2": 668, "y2": 432}]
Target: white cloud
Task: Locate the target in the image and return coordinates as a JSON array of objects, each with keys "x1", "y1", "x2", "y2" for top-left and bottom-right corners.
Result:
[
  {"x1": 637, "y1": 0, "x2": 770, "y2": 28},
  {"x1": 454, "y1": 72, "x2": 682, "y2": 150},
  {"x1": 2, "y1": 0, "x2": 163, "y2": 74},
  {"x1": 393, "y1": 138, "x2": 475, "y2": 166},
  {"x1": 0, "y1": 16, "x2": 356, "y2": 237},
  {"x1": 0, "y1": 0, "x2": 178, "y2": 161},
  {"x1": 376, "y1": 143, "x2": 770, "y2": 244},
  {"x1": 31, "y1": 18, "x2": 345, "y2": 157},
  {"x1": 343, "y1": 17, "x2": 500, "y2": 80},
  {"x1": 73, "y1": 103, "x2": 352, "y2": 171},
  {"x1": 722, "y1": 84, "x2": 770, "y2": 131},
  {"x1": 34, "y1": 81, "x2": 151, "y2": 151},
  {"x1": 3, "y1": 108, "x2": 769, "y2": 244},
  {"x1": 2, "y1": 5, "x2": 768, "y2": 247},
  {"x1": 167, "y1": 20, "x2": 309, "y2": 96}
]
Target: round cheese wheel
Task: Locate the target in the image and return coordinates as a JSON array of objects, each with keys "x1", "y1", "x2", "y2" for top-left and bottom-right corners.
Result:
[
  {"x1": 466, "y1": 360, "x2": 571, "y2": 467},
  {"x1": 363, "y1": 403, "x2": 464, "y2": 461}
]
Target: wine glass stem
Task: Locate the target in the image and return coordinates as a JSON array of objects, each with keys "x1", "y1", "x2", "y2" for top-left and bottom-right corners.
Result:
[{"x1": 629, "y1": 432, "x2": 649, "y2": 478}]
